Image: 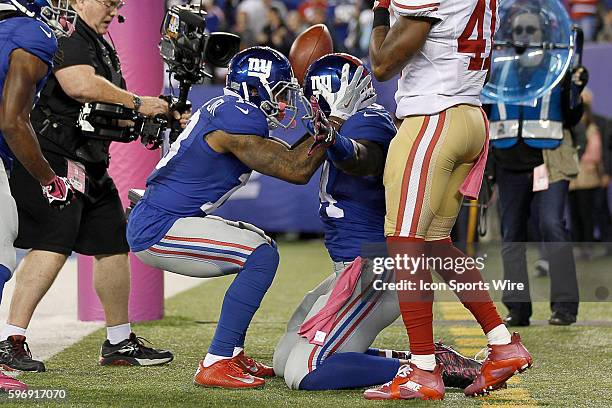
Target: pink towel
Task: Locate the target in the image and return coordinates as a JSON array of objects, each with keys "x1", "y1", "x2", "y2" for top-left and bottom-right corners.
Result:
[
  {"x1": 460, "y1": 110, "x2": 490, "y2": 200},
  {"x1": 298, "y1": 257, "x2": 363, "y2": 346}
]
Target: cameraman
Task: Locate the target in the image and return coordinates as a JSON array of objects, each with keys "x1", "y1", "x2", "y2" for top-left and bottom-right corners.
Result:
[
  {"x1": 0, "y1": 0, "x2": 178, "y2": 370},
  {"x1": 487, "y1": 8, "x2": 587, "y2": 327}
]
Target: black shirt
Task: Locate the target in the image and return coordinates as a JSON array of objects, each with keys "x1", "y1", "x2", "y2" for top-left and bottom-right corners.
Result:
[{"x1": 32, "y1": 16, "x2": 125, "y2": 166}]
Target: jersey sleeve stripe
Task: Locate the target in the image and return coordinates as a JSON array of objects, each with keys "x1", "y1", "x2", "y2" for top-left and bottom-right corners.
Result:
[{"x1": 391, "y1": 1, "x2": 440, "y2": 10}]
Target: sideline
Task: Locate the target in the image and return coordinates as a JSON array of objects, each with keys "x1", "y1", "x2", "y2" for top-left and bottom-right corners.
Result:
[{"x1": 0, "y1": 254, "x2": 204, "y2": 362}]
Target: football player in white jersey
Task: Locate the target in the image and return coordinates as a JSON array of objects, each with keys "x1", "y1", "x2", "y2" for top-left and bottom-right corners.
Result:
[{"x1": 365, "y1": 0, "x2": 533, "y2": 400}]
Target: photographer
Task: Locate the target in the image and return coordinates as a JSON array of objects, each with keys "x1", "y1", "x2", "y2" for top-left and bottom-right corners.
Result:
[{"x1": 0, "y1": 0, "x2": 180, "y2": 370}]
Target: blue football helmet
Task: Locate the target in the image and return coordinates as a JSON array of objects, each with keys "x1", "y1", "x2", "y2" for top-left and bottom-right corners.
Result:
[
  {"x1": 4, "y1": 0, "x2": 76, "y2": 37},
  {"x1": 303, "y1": 53, "x2": 376, "y2": 118},
  {"x1": 226, "y1": 46, "x2": 305, "y2": 130}
]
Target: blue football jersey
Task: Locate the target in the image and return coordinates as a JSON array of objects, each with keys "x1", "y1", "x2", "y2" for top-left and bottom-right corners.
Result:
[
  {"x1": 127, "y1": 93, "x2": 269, "y2": 252},
  {"x1": 0, "y1": 17, "x2": 57, "y2": 169},
  {"x1": 320, "y1": 103, "x2": 396, "y2": 262}
]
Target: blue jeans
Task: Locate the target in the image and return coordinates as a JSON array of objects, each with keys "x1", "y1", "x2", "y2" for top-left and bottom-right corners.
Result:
[{"x1": 496, "y1": 166, "x2": 579, "y2": 318}]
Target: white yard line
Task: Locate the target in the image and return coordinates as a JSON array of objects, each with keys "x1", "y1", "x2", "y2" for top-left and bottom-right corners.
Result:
[{"x1": 0, "y1": 254, "x2": 204, "y2": 362}]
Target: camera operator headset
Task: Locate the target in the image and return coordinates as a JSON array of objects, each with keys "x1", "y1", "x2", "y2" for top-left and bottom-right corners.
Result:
[{"x1": 2, "y1": 0, "x2": 185, "y2": 370}]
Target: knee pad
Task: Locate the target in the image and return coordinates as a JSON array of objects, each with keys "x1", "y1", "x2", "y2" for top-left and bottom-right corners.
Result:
[
  {"x1": 245, "y1": 244, "x2": 279, "y2": 283},
  {"x1": 281, "y1": 341, "x2": 313, "y2": 390},
  {"x1": 256, "y1": 244, "x2": 279, "y2": 268},
  {"x1": 273, "y1": 331, "x2": 302, "y2": 378}
]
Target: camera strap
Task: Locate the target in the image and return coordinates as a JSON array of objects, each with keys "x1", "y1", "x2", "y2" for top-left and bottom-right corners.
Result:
[{"x1": 95, "y1": 36, "x2": 124, "y2": 89}]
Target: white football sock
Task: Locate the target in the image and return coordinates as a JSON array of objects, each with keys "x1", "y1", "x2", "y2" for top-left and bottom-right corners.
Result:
[
  {"x1": 1, "y1": 324, "x2": 26, "y2": 340},
  {"x1": 486, "y1": 324, "x2": 512, "y2": 345},
  {"x1": 203, "y1": 353, "x2": 232, "y2": 367},
  {"x1": 233, "y1": 347, "x2": 244, "y2": 357},
  {"x1": 107, "y1": 323, "x2": 131, "y2": 345},
  {"x1": 410, "y1": 354, "x2": 436, "y2": 371}
]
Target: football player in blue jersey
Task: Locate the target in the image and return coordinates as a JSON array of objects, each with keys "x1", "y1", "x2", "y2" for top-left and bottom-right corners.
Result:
[
  {"x1": 126, "y1": 46, "x2": 373, "y2": 389},
  {"x1": 273, "y1": 53, "x2": 483, "y2": 392},
  {"x1": 0, "y1": 0, "x2": 76, "y2": 390}
]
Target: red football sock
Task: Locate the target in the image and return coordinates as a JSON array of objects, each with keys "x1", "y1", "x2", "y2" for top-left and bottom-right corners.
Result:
[
  {"x1": 387, "y1": 236, "x2": 435, "y2": 355},
  {"x1": 426, "y1": 237, "x2": 502, "y2": 334}
]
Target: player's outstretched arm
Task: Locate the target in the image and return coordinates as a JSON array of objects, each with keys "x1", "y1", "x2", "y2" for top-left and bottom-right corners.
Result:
[
  {"x1": 0, "y1": 49, "x2": 55, "y2": 185},
  {"x1": 206, "y1": 131, "x2": 327, "y2": 185},
  {"x1": 369, "y1": 6, "x2": 433, "y2": 81},
  {"x1": 332, "y1": 139, "x2": 385, "y2": 177}
]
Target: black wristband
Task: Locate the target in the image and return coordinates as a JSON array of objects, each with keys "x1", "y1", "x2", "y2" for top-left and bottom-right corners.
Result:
[{"x1": 373, "y1": 8, "x2": 390, "y2": 29}]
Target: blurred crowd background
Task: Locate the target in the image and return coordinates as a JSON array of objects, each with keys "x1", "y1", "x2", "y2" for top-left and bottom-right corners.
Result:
[{"x1": 165, "y1": 0, "x2": 612, "y2": 58}]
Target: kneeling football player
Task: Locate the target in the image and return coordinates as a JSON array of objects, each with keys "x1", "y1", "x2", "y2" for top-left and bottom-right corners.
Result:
[
  {"x1": 273, "y1": 54, "x2": 484, "y2": 392},
  {"x1": 127, "y1": 47, "x2": 372, "y2": 389}
]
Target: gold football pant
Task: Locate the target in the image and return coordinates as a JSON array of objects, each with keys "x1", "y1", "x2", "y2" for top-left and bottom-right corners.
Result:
[{"x1": 384, "y1": 104, "x2": 487, "y2": 239}]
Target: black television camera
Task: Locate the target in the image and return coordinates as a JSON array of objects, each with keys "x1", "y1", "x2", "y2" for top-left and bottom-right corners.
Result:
[
  {"x1": 77, "y1": 4, "x2": 240, "y2": 149},
  {"x1": 160, "y1": 3, "x2": 240, "y2": 142},
  {"x1": 78, "y1": 102, "x2": 168, "y2": 150}
]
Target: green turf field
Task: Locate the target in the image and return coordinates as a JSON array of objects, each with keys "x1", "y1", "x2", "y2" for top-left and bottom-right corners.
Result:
[{"x1": 4, "y1": 241, "x2": 612, "y2": 407}]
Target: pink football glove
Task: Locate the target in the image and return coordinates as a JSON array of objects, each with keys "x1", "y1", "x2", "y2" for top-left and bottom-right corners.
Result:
[
  {"x1": 41, "y1": 175, "x2": 75, "y2": 209},
  {"x1": 307, "y1": 95, "x2": 337, "y2": 156}
]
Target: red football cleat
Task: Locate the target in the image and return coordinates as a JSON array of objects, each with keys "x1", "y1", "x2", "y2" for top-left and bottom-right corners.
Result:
[
  {"x1": 233, "y1": 351, "x2": 275, "y2": 377},
  {"x1": 363, "y1": 363, "x2": 445, "y2": 400},
  {"x1": 465, "y1": 332, "x2": 533, "y2": 397},
  {"x1": 193, "y1": 358, "x2": 265, "y2": 389},
  {"x1": 0, "y1": 372, "x2": 27, "y2": 391}
]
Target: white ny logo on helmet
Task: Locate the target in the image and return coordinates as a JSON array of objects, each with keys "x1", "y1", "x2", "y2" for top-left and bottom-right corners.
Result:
[
  {"x1": 310, "y1": 75, "x2": 333, "y2": 96},
  {"x1": 247, "y1": 58, "x2": 273, "y2": 80}
]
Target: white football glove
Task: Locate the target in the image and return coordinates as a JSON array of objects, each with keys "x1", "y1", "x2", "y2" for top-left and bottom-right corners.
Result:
[{"x1": 320, "y1": 64, "x2": 376, "y2": 120}]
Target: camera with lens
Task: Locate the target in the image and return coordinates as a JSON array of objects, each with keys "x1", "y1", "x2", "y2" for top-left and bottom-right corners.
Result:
[
  {"x1": 160, "y1": 3, "x2": 240, "y2": 142},
  {"x1": 78, "y1": 4, "x2": 241, "y2": 149},
  {"x1": 159, "y1": 4, "x2": 240, "y2": 142},
  {"x1": 77, "y1": 102, "x2": 168, "y2": 150},
  {"x1": 160, "y1": 3, "x2": 240, "y2": 83}
]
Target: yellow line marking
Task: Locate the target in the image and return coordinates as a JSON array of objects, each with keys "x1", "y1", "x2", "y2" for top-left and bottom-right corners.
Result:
[
  {"x1": 441, "y1": 312, "x2": 474, "y2": 320},
  {"x1": 449, "y1": 327, "x2": 483, "y2": 337},
  {"x1": 454, "y1": 346, "x2": 481, "y2": 357},
  {"x1": 437, "y1": 301, "x2": 539, "y2": 407},
  {"x1": 507, "y1": 377, "x2": 520, "y2": 385},
  {"x1": 455, "y1": 337, "x2": 485, "y2": 347},
  {"x1": 482, "y1": 387, "x2": 539, "y2": 407},
  {"x1": 436, "y1": 304, "x2": 473, "y2": 320}
]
